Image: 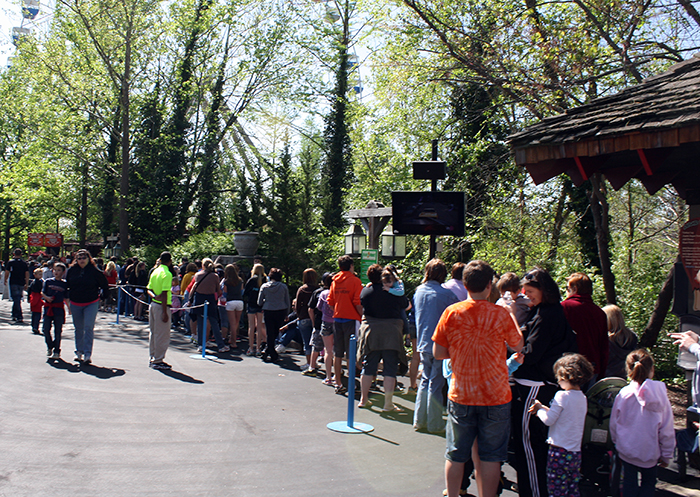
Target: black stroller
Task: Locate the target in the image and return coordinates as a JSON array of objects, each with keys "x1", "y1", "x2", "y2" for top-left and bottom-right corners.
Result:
[{"x1": 580, "y1": 377, "x2": 628, "y2": 496}]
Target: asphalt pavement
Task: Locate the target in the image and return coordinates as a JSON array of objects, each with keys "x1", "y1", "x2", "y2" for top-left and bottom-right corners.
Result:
[{"x1": 0, "y1": 297, "x2": 697, "y2": 497}]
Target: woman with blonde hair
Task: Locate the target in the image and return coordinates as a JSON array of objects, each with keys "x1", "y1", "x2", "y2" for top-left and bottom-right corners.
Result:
[
  {"x1": 243, "y1": 264, "x2": 267, "y2": 356},
  {"x1": 602, "y1": 304, "x2": 638, "y2": 379}
]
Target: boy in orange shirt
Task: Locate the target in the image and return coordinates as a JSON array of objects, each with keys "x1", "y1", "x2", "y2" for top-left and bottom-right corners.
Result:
[
  {"x1": 433, "y1": 260, "x2": 523, "y2": 497},
  {"x1": 327, "y1": 255, "x2": 363, "y2": 394}
]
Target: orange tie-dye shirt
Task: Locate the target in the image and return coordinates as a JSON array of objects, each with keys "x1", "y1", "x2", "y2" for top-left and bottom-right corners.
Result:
[{"x1": 432, "y1": 299, "x2": 522, "y2": 406}]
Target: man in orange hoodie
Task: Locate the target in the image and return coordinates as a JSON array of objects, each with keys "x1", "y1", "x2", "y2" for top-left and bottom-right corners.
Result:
[{"x1": 327, "y1": 254, "x2": 364, "y2": 394}]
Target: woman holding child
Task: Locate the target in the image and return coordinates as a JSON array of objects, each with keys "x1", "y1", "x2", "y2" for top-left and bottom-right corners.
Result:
[{"x1": 357, "y1": 264, "x2": 409, "y2": 412}]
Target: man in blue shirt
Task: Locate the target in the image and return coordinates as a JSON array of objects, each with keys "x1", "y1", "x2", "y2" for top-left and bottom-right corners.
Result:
[{"x1": 413, "y1": 258, "x2": 459, "y2": 433}]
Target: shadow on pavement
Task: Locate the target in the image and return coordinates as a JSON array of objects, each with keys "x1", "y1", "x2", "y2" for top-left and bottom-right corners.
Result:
[
  {"x1": 46, "y1": 358, "x2": 81, "y2": 373},
  {"x1": 157, "y1": 369, "x2": 204, "y2": 384},
  {"x1": 78, "y1": 363, "x2": 126, "y2": 379}
]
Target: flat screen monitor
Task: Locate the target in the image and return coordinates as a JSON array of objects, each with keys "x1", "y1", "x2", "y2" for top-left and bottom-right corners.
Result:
[{"x1": 391, "y1": 191, "x2": 465, "y2": 236}]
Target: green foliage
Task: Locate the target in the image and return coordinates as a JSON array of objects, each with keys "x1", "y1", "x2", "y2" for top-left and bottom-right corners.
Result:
[
  {"x1": 166, "y1": 231, "x2": 237, "y2": 263},
  {"x1": 320, "y1": 47, "x2": 352, "y2": 231}
]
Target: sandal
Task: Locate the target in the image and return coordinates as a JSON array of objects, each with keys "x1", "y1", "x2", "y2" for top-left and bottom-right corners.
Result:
[
  {"x1": 322, "y1": 378, "x2": 334, "y2": 386},
  {"x1": 334, "y1": 385, "x2": 347, "y2": 395}
]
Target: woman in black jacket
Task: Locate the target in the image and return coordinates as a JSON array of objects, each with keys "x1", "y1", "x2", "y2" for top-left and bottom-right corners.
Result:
[
  {"x1": 511, "y1": 268, "x2": 578, "y2": 497},
  {"x1": 65, "y1": 249, "x2": 110, "y2": 364}
]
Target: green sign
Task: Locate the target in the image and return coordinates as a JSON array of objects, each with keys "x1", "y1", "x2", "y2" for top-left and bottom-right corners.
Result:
[{"x1": 359, "y1": 249, "x2": 379, "y2": 284}]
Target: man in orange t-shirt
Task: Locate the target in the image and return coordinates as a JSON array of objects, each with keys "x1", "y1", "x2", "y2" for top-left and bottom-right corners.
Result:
[
  {"x1": 327, "y1": 254, "x2": 363, "y2": 394},
  {"x1": 433, "y1": 260, "x2": 523, "y2": 497}
]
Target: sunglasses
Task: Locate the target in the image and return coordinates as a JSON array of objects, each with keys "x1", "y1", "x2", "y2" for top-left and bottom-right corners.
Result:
[
  {"x1": 77, "y1": 255, "x2": 88, "y2": 260},
  {"x1": 523, "y1": 271, "x2": 541, "y2": 286}
]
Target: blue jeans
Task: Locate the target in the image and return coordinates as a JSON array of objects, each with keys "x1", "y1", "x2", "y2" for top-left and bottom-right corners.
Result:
[
  {"x1": 71, "y1": 301, "x2": 99, "y2": 358},
  {"x1": 10, "y1": 284, "x2": 24, "y2": 320},
  {"x1": 118, "y1": 286, "x2": 133, "y2": 316},
  {"x1": 197, "y1": 310, "x2": 225, "y2": 350},
  {"x1": 621, "y1": 460, "x2": 657, "y2": 497},
  {"x1": 298, "y1": 318, "x2": 313, "y2": 355},
  {"x1": 414, "y1": 352, "x2": 446, "y2": 432},
  {"x1": 279, "y1": 321, "x2": 301, "y2": 347}
]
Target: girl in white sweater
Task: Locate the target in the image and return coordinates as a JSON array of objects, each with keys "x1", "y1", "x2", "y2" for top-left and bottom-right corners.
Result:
[{"x1": 529, "y1": 353, "x2": 594, "y2": 497}]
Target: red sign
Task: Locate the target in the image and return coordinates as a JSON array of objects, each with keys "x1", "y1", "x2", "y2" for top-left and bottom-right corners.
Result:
[
  {"x1": 28, "y1": 233, "x2": 44, "y2": 247},
  {"x1": 680, "y1": 219, "x2": 700, "y2": 289},
  {"x1": 44, "y1": 233, "x2": 63, "y2": 247}
]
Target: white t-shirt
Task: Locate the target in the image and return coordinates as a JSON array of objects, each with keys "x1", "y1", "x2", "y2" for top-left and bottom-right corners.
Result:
[{"x1": 536, "y1": 389, "x2": 587, "y2": 452}]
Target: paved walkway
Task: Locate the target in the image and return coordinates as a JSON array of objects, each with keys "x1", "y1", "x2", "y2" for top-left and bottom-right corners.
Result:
[{"x1": 0, "y1": 298, "x2": 697, "y2": 496}]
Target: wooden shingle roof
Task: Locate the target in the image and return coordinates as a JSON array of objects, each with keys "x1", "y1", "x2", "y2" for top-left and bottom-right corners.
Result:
[{"x1": 508, "y1": 54, "x2": 700, "y2": 200}]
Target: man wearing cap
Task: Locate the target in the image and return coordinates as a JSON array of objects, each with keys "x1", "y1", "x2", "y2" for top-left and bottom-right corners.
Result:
[{"x1": 147, "y1": 252, "x2": 174, "y2": 370}]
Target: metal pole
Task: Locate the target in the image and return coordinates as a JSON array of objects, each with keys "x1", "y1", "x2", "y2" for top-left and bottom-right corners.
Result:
[
  {"x1": 430, "y1": 139, "x2": 438, "y2": 260},
  {"x1": 347, "y1": 334, "x2": 357, "y2": 427}
]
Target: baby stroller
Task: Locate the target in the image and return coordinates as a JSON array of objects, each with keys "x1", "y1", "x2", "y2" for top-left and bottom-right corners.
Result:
[{"x1": 580, "y1": 377, "x2": 628, "y2": 496}]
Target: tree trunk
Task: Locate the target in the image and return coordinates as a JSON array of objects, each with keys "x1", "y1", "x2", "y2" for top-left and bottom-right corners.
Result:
[
  {"x1": 3, "y1": 205, "x2": 11, "y2": 261},
  {"x1": 119, "y1": 39, "x2": 131, "y2": 254},
  {"x1": 78, "y1": 162, "x2": 88, "y2": 247},
  {"x1": 589, "y1": 173, "x2": 616, "y2": 304},
  {"x1": 518, "y1": 172, "x2": 527, "y2": 272},
  {"x1": 547, "y1": 181, "x2": 568, "y2": 264},
  {"x1": 639, "y1": 261, "x2": 676, "y2": 348}
]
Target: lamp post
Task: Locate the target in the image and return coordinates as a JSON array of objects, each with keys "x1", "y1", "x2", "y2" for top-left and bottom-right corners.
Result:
[
  {"x1": 344, "y1": 224, "x2": 366, "y2": 257},
  {"x1": 381, "y1": 226, "x2": 406, "y2": 259}
]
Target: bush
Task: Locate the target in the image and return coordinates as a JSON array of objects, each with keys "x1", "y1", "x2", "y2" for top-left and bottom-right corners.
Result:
[{"x1": 167, "y1": 231, "x2": 237, "y2": 262}]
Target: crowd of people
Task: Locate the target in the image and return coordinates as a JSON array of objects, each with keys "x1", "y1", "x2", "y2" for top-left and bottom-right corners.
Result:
[{"x1": 2, "y1": 247, "x2": 698, "y2": 497}]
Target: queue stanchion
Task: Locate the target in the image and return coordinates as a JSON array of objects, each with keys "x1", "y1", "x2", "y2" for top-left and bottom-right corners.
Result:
[
  {"x1": 327, "y1": 334, "x2": 373, "y2": 434},
  {"x1": 190, "y1": 300, "x2": 217, "y2": 361}
]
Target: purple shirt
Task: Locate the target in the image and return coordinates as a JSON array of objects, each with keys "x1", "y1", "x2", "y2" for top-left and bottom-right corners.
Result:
[{"x1": 442, "y1": 278, "x2": 468, "y2": 301}]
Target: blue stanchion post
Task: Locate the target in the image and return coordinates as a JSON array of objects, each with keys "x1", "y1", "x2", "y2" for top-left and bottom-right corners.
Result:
[
  {"x1": 327, "y1": 333, "x2": 373, "y2": 434},
  {"x1": 347, "y1": 334, "x2": 357, "y2": 428},
  {"x1": 190, "y1": 301, "x2": 217, "y2": 361}
]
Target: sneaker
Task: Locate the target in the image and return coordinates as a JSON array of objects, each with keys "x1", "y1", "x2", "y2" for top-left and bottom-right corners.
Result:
[
  {"x1": 150, "y1": 362, "x2": 172, "y2": 370},
  {"x1": 74, "y1": 352, "x2": 83, "y2": 362},
  {"x1": 83, "y1": 355, "x2": 92, "y2": 365},
  {"x1": 51, "y1": 351, "x2": 60, "y2": 359},
  {"x1": 16, "y1": 319, "x2": 24, "y2": 324},
  {"x1": 301, "y1": 368, "x2": 318, "y2": 377},
  {"x1": 46, "y1": 348, "x2": 53, "y2": 357},
  {"x1": 219, "y1": 345, "x2": 230, "y2": 353},
  {"x1": 275, "y1": 344, "x2": 287, "y2": 354},
  {"x1": 245, "y1": 348, "x2": 254, "y2": 356}
]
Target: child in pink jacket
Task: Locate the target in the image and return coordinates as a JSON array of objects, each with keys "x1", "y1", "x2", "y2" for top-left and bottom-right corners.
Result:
[{"x1": 610, "y1": 349, "x2": 675, "y2": 497}]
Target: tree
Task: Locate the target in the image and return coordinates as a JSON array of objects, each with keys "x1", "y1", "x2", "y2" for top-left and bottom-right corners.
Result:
[{"x1": 57, "y1": 0, "x2": 163, "y2": 253}]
